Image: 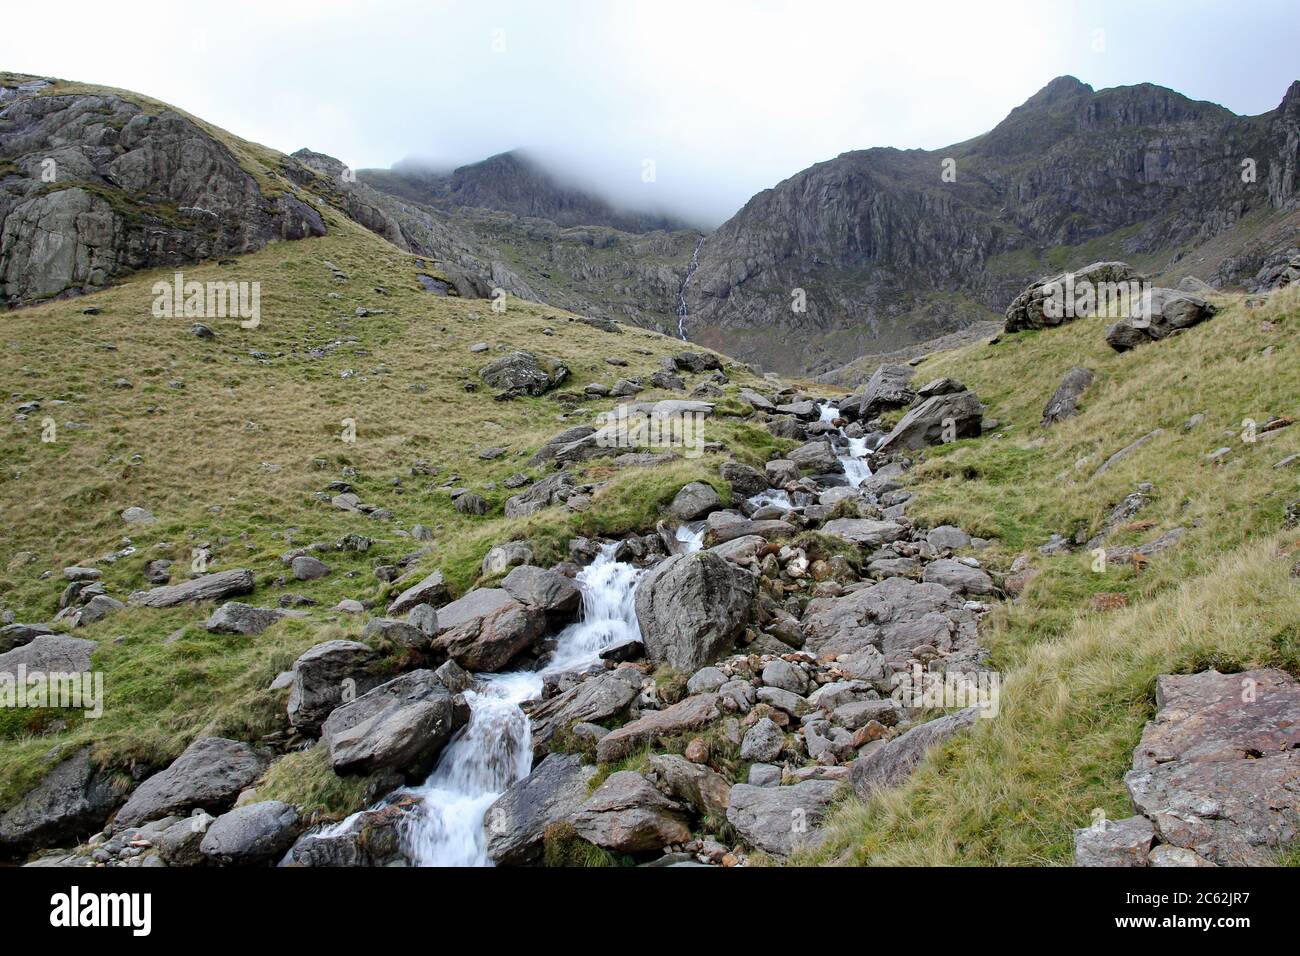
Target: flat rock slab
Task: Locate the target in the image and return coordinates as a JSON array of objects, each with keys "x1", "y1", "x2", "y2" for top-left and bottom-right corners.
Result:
[
  {"x1": 596, "y1": 693, "x2": 722, "y2": 763},
  {"x1": 820, "y1": 519, "x2": 907, "y2": 547},
  {"x1": 726, "y1": 780, "x2": 841, "y2": 857},
  {"x1": 1119, "y1": 668, "x2": 1300, "y2": 866},
  {"x1": 849, "y1": 708, "x2": 979, "y2": 799},
  {"x1": 129, "y1": 569, "x2": 254, "y2": 608}
]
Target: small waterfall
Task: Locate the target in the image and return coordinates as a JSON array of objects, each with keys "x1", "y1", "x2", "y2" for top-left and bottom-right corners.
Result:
[
  {"x1": 676, "y1": 237, "x2": 705, "y2": 341},
  {"x1": 818, "y1": 402, "x2": 872, "y2": 488},
  {"x1": 674, "y1": 522, "x2": 705, "y2": 553},
  {"x1": 396, "y1": 543, "x2": 642, "y2": 866},
  {"x1": 747, "y1": 489, "x2": 792, "y2": 511}
]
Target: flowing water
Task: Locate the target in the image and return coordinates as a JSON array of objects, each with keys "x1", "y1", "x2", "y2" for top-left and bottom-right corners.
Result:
[
  {"x1": 676, "y1": 238, "x2": 705, "y2": 341},
  {"x1": 396, "y1": 544, "x2": 644, "y2": 866},
  {"x1": 818, "y1": 402, "x2": 872, "y2": 487}
]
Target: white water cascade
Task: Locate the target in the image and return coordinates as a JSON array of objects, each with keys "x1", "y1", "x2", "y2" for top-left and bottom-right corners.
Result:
[
  {"x1": 675, "y1": 238, "x2": 705, "y2": 341},
  {"x1": 397, "y1": 544, "x2": 643, "y2": 866},
  {"x1": 674, "y1": 522, "x2": 706, "y2": 553},
  {"x1": 818, "y1": 402, "x2": 873, "y2": 488}
]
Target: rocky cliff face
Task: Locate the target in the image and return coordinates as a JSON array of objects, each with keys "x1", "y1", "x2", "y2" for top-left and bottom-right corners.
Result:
[
  {"x1": 0, "y1": 74, "x2": 325, "y2": 307},
  {"x1": 682, "y1": 77, "x2": 1300, "y2": 375}
]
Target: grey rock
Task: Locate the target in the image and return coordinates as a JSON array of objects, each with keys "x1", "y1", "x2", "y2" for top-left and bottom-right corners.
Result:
[
  {"x1": 740, "y1": 717, "x2": 786, "y2": 762},
  {"x1": 0, "y1": 748, "x2": 124, "y2": 853},
  {"x1": 571, "y1": 771, "x2": 691, "y2": 854},
  {"x1": 482, "y1": 542, "x2": 533, "y2": 576},
  {"x1": 528, "y1": 668, "x2": 642, "y2": 758},
  {"x1": 0, "y1": 635, "x2": 96, "y2": 678},
  {"x1": 114, "y1": 737, "x2": 268, "y2": 830},
  {"x1": 484, "y1": 753, "x2": 599, "y2": 865},
  {"x1": 324, "y1": 671, "x2": 459, "y2": 776},
  {"x1": 725, "y1": 780, "x2": 840, "y2": 856},
  {"x1": 1073, "y1": 815, "x2": 1154, "y2": 867},
  {"x1": 922, "y1": 559, "x2": 996, "y2": 595},
  {"x1": 479, "y1": 350, "x2": 569, "y2": 397},
  {"x1": 291, "y1": 555, "x2": 330, "y2": 580},
  {"x1": 287, "y1": 640, "x2": 381, "y2": 735},
  {"x1": 849, "y1": 708, "x2": 979, "y2": 799},
  {"x1": 205, "y1": 602, "x2": 289, "y2": 636},
  {"x1": 386, "y1": 569, "x2": 449, "y2": 615},
  {"x1": 200, "y1": 801, "x2": 300, "y2": 865},
  {"x1": 686, "y1": 666, "x2": 729, "y2": 695},
  {"x1": 501, "y1": 565, "x2": 580, "y2": 617},
  {"x1": 670, "y1": 481, "x2": 722, "y2": 521},
  {"x1": 129, "y1": 569, "x2": 254, "y2": 608},
  {"x1": 876, "y1": 390, "x2": 983, "y2": 453},
  {"x1": 1042, "y1": 367, "x2": 1094, "y2": 426},
  {"x1": 762, "y1": 658, "x2": 810, "y2": 695},
  {"x1": 634, "y1": 551, "x2": 755, "y2": 672}
]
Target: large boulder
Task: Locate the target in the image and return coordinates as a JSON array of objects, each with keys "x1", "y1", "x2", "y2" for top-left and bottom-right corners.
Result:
[
  {"x1": 113, "y1": 737, "x2": 268, "y2": 830},
  {"x1": 1105, "y1": 288, "x2": 1217, "y2": 351},
  {"x1": 286, "y1": 640, "x2": 381, "y2": 735},
  {"x1": 788, "y1": 440, "x2": 840, "y2": 474},
  {"x1": 0, "y1": 748, "x2": 124, "y2": 854},
  {"x1": 501, "y1": 565, "x2": 581, "y2": 620},
  {"x1": 670, "y1": 481, "x2": 723, "y2": 521},
  {"x1": 323, "y1": 670, "x2": 461, "y2": 776},
  {"x1": 200, "y1": 801, "x2": 300, "y2": 865},
  {"x1": 484, "y1": 753, "x2": 600, "y2": 865},
  {"x1": 840, "y1": 364, "x2": 916, "y2": 420},
  {"x1": 634, "y1": 551, "x2": 755, "y2": 672},
  {"x1": 720, "y1": 461, "x2": 768, "y2": 498},
  {"x1": 1005, "y1": 261, "x2": 1141, "y2": 332},
  {"x1": 725, "y1": 780, "x2": 840, "y2": 857},
  {"x1": 433, "y1": 588, "x2": 545, "y2": 672},
  {"x1": 802, "y1": 576, "x2": 981, "y2": 676},
  {"x1": 128, "y1": 569, "x2": 254, "y2": 608},
  {"x1": 570, "y1": 771, "x2": 691, "y2": 854},
  {"x1": 875, "y1": 389, "x2": 983, "y2": 453},
  {"x1": 479, "y1": 350, "x2": 569, "y2": 397}
]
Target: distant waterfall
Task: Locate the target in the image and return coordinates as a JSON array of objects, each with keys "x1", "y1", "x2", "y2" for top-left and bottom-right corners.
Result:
[{"x1": 676, "y1": 237, "x2": 705, "y2": 341}]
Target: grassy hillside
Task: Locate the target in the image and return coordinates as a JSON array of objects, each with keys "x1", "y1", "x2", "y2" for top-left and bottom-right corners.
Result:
[
  {"x1": 0, "y1": 209, "x2": 781, "y2": 816},
  {"x1": 799, "y1": 285, "x2": 1300, "y2": 865}
]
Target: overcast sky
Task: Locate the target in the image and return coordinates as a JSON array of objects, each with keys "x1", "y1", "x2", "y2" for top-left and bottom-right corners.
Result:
[{"x1": 4, "y1": 0, "x2": 1298, "y2": 226}]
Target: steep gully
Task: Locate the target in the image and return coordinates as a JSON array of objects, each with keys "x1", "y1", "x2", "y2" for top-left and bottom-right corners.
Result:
[{"x1": 351, "y1": 403, "x2": 868, "y2": 865}]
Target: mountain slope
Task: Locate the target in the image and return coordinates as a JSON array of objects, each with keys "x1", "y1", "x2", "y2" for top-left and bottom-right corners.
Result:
[
  {"x1": 363, "y1": 150, "x2": 686, "y2": 234},
  {"x1": 683, "y1": 76, "x2": 1300, "y2": 375}
]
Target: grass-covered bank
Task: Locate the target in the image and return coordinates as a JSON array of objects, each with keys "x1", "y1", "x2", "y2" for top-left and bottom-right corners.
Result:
[{"x1": 799, "y1": 286, "x2": 1300, "y2": 865}]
